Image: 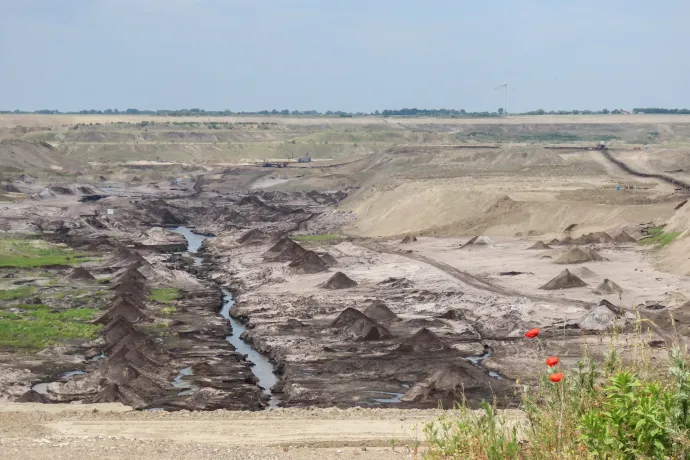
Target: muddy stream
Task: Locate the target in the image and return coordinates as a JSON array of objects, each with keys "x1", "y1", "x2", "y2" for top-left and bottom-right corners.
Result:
[{"x1": 170, "y1": 226, "x2": 280, "y2": 408}]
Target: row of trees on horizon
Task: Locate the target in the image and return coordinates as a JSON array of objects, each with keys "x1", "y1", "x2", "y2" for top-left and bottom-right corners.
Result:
[{"x1": 1, "y1": 107, "x2": 689, "y2": 117}]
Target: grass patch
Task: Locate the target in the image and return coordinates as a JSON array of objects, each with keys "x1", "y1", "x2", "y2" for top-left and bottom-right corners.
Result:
[
  {"x1": 0, "y1": 286, "x2": 37, "y2": 301},
  {"x1": 0, "y1": 235, "x2": 92, "y2": 268},
  {"x1": 0, "y1": 304, "x2": 101, "y2": 349},
  {"x1": 292, "y1": 233, "x2": 343, "y2": 242},
  {"x1": 640, "y1": 227, "x2": 681, "y2": 248},
  {"x1": 422, "y1": 341, "x2": 690, "y2": 459},
  {"x1": 149, "y1": 288, "x2": 182, "y2": 303},
  {"x1": 161, "y1": 306, "x2": 177, "y2": 316}
]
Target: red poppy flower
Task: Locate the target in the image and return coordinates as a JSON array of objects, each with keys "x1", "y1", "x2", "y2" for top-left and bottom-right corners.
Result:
[
  {"x1": 550, "y1": 373, "x2": 563, "y2": 383},
  {"x1": 524, "y1": 328, "x2": 539, "y2": 339},
  {"x1": 546, "y1": 356, "x2": 559, "y2": 367}
]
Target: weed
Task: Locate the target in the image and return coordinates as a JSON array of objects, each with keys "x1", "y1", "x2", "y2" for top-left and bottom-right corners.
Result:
[
  {"x1": 149, "y1": 288, "x2": 182, "y2": 303},
  {"x1": 292, "y1": 234, "x2": 342, "y2": 242},
  {"x1": 640, "y1": 228, "x2": 680, "y2": 248},
  {"x1": 161, "y1": 306, "x2": 177, "y2": 316},
  {"x1": 0, "y1": 286, "x2": 37, "y2": 301},
  {"x1": 0, "y1": 235, "x2": 92, "y2": 267}
]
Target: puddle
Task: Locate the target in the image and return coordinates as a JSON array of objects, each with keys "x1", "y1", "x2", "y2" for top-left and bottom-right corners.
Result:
[
  {"x1": 364, "y1": 391, "x2": 405, "y2": 404},
  {"x1": 32, "y1": 369, "x2": 87, "y2": 395},
  {"x1": 172, "y1": 367, "x2": 198, "y2": 396},
  {"x1": 89, "y1": 353, "x2": 105, "y2": 362},
  {"x1": 61, "y1": 370, "x2": 86, "y2": 380},
  {"x1": 221, "y1": 288, "x2": 280, "y2": 408},
  {"x1": 466, "y1": 347, "x2": 492, "y2": 365}
]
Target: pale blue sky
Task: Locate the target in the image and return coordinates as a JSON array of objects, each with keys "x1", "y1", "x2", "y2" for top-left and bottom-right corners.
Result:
[{"x1": 1, "y1": 0, "x2": 688, "y2": 112}]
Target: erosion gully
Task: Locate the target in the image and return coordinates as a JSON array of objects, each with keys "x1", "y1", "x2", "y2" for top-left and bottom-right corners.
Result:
[{"x1": 170, "y1": 226, "x2": 280, "y2": 408}]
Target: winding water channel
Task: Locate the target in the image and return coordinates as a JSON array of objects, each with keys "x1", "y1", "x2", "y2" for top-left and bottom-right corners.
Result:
[{"x1": 170, "y1": 226, "x2": 280, "y2": 408}]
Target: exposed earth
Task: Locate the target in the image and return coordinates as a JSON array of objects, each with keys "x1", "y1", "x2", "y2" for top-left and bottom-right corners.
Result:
[{"x1": 1, "y1": 114, "x2": 689, "y2": 457}]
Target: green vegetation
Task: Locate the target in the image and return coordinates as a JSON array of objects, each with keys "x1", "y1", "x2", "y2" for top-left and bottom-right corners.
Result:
[
  {"x1": 149, "y1": 288, "x2": 182, "y2": 303},
  {"x1": 423, "y1": 347, "x2": 690, "y2": 459},
  {"x1": 640, "y1": 227, "x2": 681, "y2": 248},
  {"x1": 0, "y1": 235, "x2": 92, "y2": 268},
  {"x1": 0, "y1": 286, "x2": 36, "y2": 301},
  {"x1": 0, "y1": 304, "x2": 100, "y2": 349},
  {"x1": 161, "y1": 306, "x2": 177, "y2": 316},
  {"x1": 292, "y1": 234, "x2": 343, "y2": 242}
]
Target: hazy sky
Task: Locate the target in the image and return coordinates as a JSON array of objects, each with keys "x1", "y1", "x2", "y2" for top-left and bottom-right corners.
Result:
[{"x1": 1, "y1": 0, "x2": 688, "y2": 112}]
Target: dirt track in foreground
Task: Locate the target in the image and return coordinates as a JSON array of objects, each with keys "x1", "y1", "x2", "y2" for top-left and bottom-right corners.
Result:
[{"x1": 0, "y1": 403, "x2": 510, "y2": 459}]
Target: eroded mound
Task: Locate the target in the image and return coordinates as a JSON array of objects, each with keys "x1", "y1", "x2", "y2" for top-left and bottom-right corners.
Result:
[
  {"x1": 330, "y1": 308, "x2": 391, "y2": 341},
  {"x1": 2, "y1": 183, "x2": 20, "y2": 193},
  {"x1": 613, "y1": 231, "x2": 637, "y2": 243},
  {"x1": 573, "y1": 232, "x2": 614, "y2": 244},
  {"x1": 263, "y1": 237, "x2": 308, "y2": 262},
  {"x1": 68, "y1": 266, "x2": 95, "y2": 281},
  {"x1": 363, "y1": 301, "x2": 400, "y2": 322},
  {"x1": 318, "y1": 252, "x2": 338, "y2": 267},
  {"x1": 396, "y1": 328, "x2": 449, "y2": 352},
  {"x1": 527, "y1": 241, "x2": 551, "y2": 250},
  {"x1": 593, "y1": 278, "x2": 623, "y2": 295},
  {"x1": 577, "y1": 302, "x2": 633, "y2": 332},
  {"x1": 573, "y1": 266, "x2": 599, "y2": 279},
  {"x1": 555, "y1": 247, "x2": 603, "y2": 264},
  {"x1": 289, "y1": 251, "x2": 328, "y2": 274},
  {"x1": 540, "y1": 269, "x2": 588, "y2": 290},
  {"x1": 558, "y1": 237, "x2": 573, "y2": 245},
  {"x1": 319, "y1": 272, "x2": 358, "y2": 289},
  {"x1": 548, "y1": 238, "x2": 560, "y2": 245},
  {"x1": 378, "y1": 277, "x2": 414, "y2": 289},
  {"x1": 401, "y1": 235, "x2": 418, "y2": 243},
  {"x1": 16, "y1": 390, "x2": 51, "y2": 403},
  {"x1": 237, "y1": 228, "x2": 270, "y2": 245},
  {"x1": 461, "y1": 236, "x2": 493, "y2": 248},
  {"x1": 402, "y1": 364, "x2": 480, "y2": 402}
]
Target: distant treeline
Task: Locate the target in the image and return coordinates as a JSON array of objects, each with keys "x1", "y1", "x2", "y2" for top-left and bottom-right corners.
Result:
[{"x1": 1, "y1": 107, "x2": 689, "y2": 117}]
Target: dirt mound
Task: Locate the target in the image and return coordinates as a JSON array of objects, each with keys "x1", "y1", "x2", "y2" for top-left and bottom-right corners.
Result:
[
  {"x1": 460, "y1": 236, "x2": 493, "y2": 248},
  {"x1": 263, "y1": 237, "x2": 308, "y2": 262},
  {"x1": 593, "y1": 279, "x2": 623, "y2": 295},
  {"x1": 577, "y1": 303, "x2": 632, "y2": 332},
  {"x1": 2, "y1": 183, "x2": 20, "y2": 193},
  {"x1": 401, "y1": 235, "x2": 418, "y2": 243},
  {"x1": 363, "y1": 301, "x2": 400, "y2": 322},
  {"x1": 90, "y1": 382, "x2": 147, "y2": 409},
  {"x1": 557, "y1": 237, "x2": 573, "y2": 245},
  {"x1": 94, "y1": 297, "x2": 151, "y2": 325},
  {"x1": 238, "y1": 195, "x2": 267, "y2": 207},
  {"x1": 402, "y1": 364, "x2": 480, "y2": 402},
  {"x1": 288, "y1": 251, "x2": 328, "y2": 274},
  {"x1": 16, "y1": 390, "x2": 51, "y2": 403},
  {"x1": 237, "y1": 229, "x2": 270, "y2": 245},
  {"x1": 573, "y1": 232, "x2": 614, "y2": 244},
  {"x1": 573, "y1": 266, "x2": 599, "y2": 279},
  {"x1": 613, "y1": 231, "x2": 637, "y2": 243},
  {"x1": 396, "y1": 328, "x2": 449, "y2": 353},
  {"x1": 0, "y1": 139, "x2": 72, "y2": 171},
  {"x1": 319, "y1": 272, "x2": 358, "y2": 289},
  {"x1": 330, "y1": 308, "x2": 391, "y2": 341},
  {"x1": 103, "y1": 317, "x2": 138, "y2": 345},
  {"x1": 527, "y1": 241, "x2": 551, "y2": 250},
  {"x1": 548, "y1": 238, "x2": 560, "y2": 245},
  {"x1": 649, "y1": 302, "x2": 690, "y2": 336},
  {"x1": 317, "y1": 252, "x2": 338, "y2": 267},
  {"x1": 378, "y1": 277, "x2": 414, "y2": 289},
  {"x1": 68, "y1": 266, "x2": 96, "y2": 281},
  {"x1": 540, "y1": 269, "x2": 588, "y2": 290},
  {"x1": 555, "y1": 247, "x2": 603, "y2": 264}
]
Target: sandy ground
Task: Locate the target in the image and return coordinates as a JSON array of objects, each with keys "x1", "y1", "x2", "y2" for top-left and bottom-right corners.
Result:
[{"x1": 0, "y1": 403, "x2": 478, "y2": 459}]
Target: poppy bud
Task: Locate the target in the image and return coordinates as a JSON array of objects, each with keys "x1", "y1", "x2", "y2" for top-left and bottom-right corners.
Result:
[
  {"x1": 546, "y1": 356, "x2": 559, "y2": 367},
  {"x1": 550, "y1": 373, "x2": 563, "y2": 383},
  {"x1": 524, "y1": 328, "x2": 539, "y2": 339}
]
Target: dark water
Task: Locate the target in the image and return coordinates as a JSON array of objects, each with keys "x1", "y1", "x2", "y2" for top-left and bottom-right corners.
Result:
[
  {"x1": 171, "y1": 226, "x2": 279, "y2": 408},
  {"x1": 221, "y1": 288, "x2": 280, "y2": 408}
]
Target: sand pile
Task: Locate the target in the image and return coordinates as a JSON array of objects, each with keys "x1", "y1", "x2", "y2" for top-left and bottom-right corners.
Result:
[
  {"x1": 573, "y1": 266, "x2": 598, "y2": 279},
  {"x1": 577, "y1": 302, "x2": 633, "y2": 332},
  {"x1": 318, "y1": 252, "x2": 338, "y2": 267},
  {"x1": 555, "y1": 247, "x2": 603, "y2": 264},
  {"x1": 396, "y1": 328, "x2": 449, "y2": 352},
  {"x1": 378, "y1": 277, "x2": 414, "y2": 288},
  {"x1": 330, "y1": 308, "x2": 391, "y2": 341},
  {"x1": 548, "y1": 238, "x2": 560, "y2": 245},
  {"x1": 540, "y1": 269, "x2": 588, "y2": 290},
  {"x1": 593, "y1": 279, "x2": 623, "y2": 295},
  {"x1": 263, "y1": 237, "x2": 308, "y2": 262},
  {"x1": 461, "y1": 236, "x2": 493, "y2": 248},
  {"x1": 94, "y1": 297, "x2": 151, "y2": 325},
  {"x1": 363, "y1": 301, "x2": 400, "y2": 322},
  {"x1": 613, "y1": 231, "x2": 637, "y2": 243},
  {"x1": 557, "y1": 237, "x2": 573, "y2": 245},
  {"x1": 288, "y1": 251, "x2": 328, "y2": 274},
  {"x1": 527, "y1": 241, "x2": 551, "y2": 250},
  {"x1": 91, "y1": 383, "x2": 147, "y2": 408},
  {"x1": 68, "y1": 266, "x2": 95, "y2": 282},
  {"x1": 237, "y1": 228, "x2": 270, "y2": 245},
  {"x1": 319, "y1": 272, "x2": 358, "y2": 289},
  {"x1": 573, "y1": 232, "x2": 614, "y2": 244},
  {"x1": 402, "y1": 364, "x2": 480, "y2": 402},
  {"x1": 401, "y1": 235, "x2": 417, "y2": 243}
]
